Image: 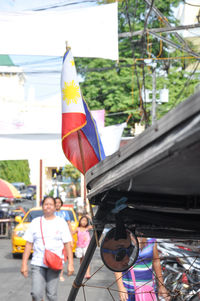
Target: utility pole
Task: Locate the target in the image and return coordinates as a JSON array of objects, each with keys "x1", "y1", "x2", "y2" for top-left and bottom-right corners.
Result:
[
  {"x1": 152, "y1": 66, "x2": 156, "y2": 125},
  {"x1": 144, "y1": 59, "x2": 158, "y2": 125}
]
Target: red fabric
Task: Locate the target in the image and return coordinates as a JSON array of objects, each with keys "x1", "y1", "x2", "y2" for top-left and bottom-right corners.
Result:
[
  {"x1": 0, "y1": 179, "x2": 19, "y2": 198},
  {"x1": 62, "y1": 112, "x2": 86, "y2": 138},
  {"x1": 0, "y1": 180, "x2": 11, "y2": 196},
  {"x1": 62, "y1": 130, "x2": 99, "y2": 174}
]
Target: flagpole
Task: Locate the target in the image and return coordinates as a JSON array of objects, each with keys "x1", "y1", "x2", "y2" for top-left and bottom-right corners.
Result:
[
  {"x1": 77, "y1": 130, "x2": 100, "y2": 247},
  {"x1": 77, "y1": 130, "x2": 86, "y2": 174},
  {"x1": 77, "y1": 131, "x2": 87, "y2": 211}
]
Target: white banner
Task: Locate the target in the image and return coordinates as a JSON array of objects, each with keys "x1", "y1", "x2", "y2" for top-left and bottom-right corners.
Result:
[
  {"x1": 0, "y1": 3, "x2": 118, "y2": 60},
  {"x1": 100, "y1": 123, "x2": 127, "y2": 156}
]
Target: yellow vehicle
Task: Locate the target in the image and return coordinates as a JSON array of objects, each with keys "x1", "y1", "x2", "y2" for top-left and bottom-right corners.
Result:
[{"x1": 12, "y1": 206, "x2": 78, "y2": 258}]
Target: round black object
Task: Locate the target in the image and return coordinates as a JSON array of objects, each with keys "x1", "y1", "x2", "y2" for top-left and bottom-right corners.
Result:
[{"x1": 100, "y1": 227, "x2": 139, "y2": 272}]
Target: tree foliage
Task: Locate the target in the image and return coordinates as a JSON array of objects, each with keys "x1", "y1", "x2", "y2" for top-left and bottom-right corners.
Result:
[
  {"x1": 0, "y1": 160, "x2": 30, "y2": 185},
  {"x1": 75, "y1": 0, "x2": 199, "y2": 132},
  {"x1": 62, "y1": 165, "x2": 81, "y2": 198},
  {"x1": 62, "y1": 164, "x2": 80, "y2": 183}
]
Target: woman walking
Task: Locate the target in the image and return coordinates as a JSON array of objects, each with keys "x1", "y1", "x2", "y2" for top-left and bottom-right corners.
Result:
[
  {"x1": 21, "y1": 196, "x2": 74, "y2": 301},
  {"x1": 115, "y1": 237, "x2": 170, "y2": 301}
]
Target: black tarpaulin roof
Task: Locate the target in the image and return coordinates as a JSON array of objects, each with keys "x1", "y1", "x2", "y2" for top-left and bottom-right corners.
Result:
[{"x1": 86, "y1": 90, "x2": 200, "y2": 239}]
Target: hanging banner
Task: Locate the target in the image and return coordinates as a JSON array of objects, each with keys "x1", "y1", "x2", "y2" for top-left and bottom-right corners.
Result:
[{"x1": 0, "y1": 3, "x2": 118, "y2": 60}]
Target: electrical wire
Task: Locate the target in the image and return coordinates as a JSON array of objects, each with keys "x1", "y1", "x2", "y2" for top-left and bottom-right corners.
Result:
[
  {"x1": 32, "y1": 0, "x2": 98, "y2": 11},
  {"x1": 124, "y1": 0, "x2": 148, "y2": 124},
  {"x1": 19, "y1": 54, "x2": 200, "y2": 74},
  {"x1": 14, "y1": 57, "x2": 62, "y2": 67},
  {"x1": 186, "y1": 29, "x2": 200, "y2": 37},
  {"x1": 183, "y1": 0, "x2": 200, "y2": 7},
  {"x1": 6, "y1": 0, "x2": 98, "y2": 12},
  {"x1": 138, "y1": 0, "x2": 151, "y2": 122},
  {"x1": 170, "y1": 60, "x2": 200, "y2": 109}
]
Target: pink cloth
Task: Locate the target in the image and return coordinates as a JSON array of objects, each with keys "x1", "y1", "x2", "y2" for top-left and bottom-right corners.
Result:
[{"x1": 76, "y1": 229, "x2": 90, "y2": 248}]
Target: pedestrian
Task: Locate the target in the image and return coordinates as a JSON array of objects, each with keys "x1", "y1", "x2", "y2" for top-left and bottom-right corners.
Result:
[
  {"x1": 54, "y1": 196, "x2": 73, "y2": 282},
  {"x1": 115, "y1": 237, "x2": 170, "y2": 301},
  {"x1": 74, "y1": 215, "x2": 93, "y2": 279},
  {"x1": 54, "y1": 197, "x2": 73, "y2": 234},
  {"x1": 20, "y1": 196, "x2": 74, "y2": 301}
]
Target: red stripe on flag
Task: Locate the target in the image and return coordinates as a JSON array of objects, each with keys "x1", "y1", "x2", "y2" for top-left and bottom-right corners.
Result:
[
  {"x1": 62, "y1": 112, "x2": 86, "y2": 139},
  {"x1": 62, "y1": 130, "x2": 99, "y2": 174}
]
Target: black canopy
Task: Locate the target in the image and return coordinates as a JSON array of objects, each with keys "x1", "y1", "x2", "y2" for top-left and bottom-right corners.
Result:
[{"x1": 86, "y1": 90, "x2": 200, "y2": 239}]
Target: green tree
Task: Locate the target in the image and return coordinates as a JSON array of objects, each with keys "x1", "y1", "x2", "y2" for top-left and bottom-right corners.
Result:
[
  {"x1": 0, "y1": 160, "x2": 30, "y2": 185},
  {"x1": 75, "y1": 0, "x2": 199, "y2": 131}
]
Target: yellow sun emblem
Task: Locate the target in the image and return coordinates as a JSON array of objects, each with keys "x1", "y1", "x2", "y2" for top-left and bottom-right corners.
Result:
[
  {"x1": 70, "y1": 60, "x2": 75, "y2": 66},
  {"x1": 62, "y1": 80, "x2": 80, "y2": 105}
]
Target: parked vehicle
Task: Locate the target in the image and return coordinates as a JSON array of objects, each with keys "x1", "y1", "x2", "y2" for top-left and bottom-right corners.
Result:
[
  {"x1": 157, "y1": 240, "x2": 200, "y2": 301},
  {"x1": 25, "y1": 187, "x2": 35, "y2": 200},
  {"x1": 11, "y1": 183, "x2": 36, "y2": 200},
  {"x1": 11, "y1": 182, "x2": 27, "y2": 199},
  {"x1": 12, "y1": 206, "x2": 78, "y2": 258},
  {"x1": 27, "y1": 185, "x2": 36, "y2": 199},
  {"x1": 10, "y1": 206, "x2": 26, "y2": 219}
]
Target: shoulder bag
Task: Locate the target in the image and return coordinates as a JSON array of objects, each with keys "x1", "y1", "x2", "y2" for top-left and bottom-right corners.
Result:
[
  {"x1": 130, "y1": 268, "x2": 157, "y2": 301},
  {"x1": 40, "y1": 217, "x2": 63, "y2": 271}
]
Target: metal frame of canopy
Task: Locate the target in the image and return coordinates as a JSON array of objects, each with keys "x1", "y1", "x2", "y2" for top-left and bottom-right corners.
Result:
[{"x1": 67, "y1": 91, "x2": 200, "y2": 300}]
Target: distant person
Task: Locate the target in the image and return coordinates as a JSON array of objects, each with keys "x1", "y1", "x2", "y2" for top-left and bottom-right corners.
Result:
[
  {"x1": 54, "y1": 196, "x2": 73, "y2": 282},
  {"x1": 54, "y1": 197, "x2": 73, "y2": 234},
  {"x1": 21, "y1": 196, "x2": 74, "y2": 301},
  {"x1": 1, "y1": 199, "x2": 9, "y2": 217},
  {"x1": 74, "y1": 215, "x2": 93, "y2": 279}
]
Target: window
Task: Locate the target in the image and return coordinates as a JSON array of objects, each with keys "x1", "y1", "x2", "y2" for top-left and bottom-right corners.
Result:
[{"x1": 24, "y1": 210, "x2": 43, "y2": 222}]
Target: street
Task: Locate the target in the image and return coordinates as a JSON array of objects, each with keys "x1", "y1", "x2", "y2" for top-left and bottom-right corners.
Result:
[{"x1": 0, "y1": 238, "x2": 119, "y2": 301}]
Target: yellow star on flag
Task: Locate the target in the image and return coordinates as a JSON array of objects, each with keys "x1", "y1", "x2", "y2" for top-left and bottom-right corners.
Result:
[
  {"x1": 62, "y1": 80, "x2": 81, "y2": 105},
  {"x1": 70, "y1": 60, "x2": 75, "y2": 66}
]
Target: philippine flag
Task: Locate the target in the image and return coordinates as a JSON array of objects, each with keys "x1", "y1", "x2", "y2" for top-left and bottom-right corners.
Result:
[{"x1": 61, "y1": 48, "x2": 105, "y2": 174}]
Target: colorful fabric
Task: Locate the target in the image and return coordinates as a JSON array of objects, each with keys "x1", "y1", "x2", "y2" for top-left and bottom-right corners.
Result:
[
  {"x1": 54, "y1": 210, "x2": 70, "y2": 222},
  {"x1": 0, "y1": 178, "x2": 21, "y2": 198},
  {"x1": 76, "y1": 228, "x2": 91, "y2": 248},
  {"x1": 122, "y1": 238, "x2": 156, "y2": 301},
  {"x1": 61, "y1": 48, "x2": 105, "y2": 174}
]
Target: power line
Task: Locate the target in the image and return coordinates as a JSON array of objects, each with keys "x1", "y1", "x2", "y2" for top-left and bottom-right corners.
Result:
[
  {"x1": 143, "y1": 0, "x2": 194, "y2": 51},
  {"x1": 32, "y1": 0, "x2": 97, "y2": 11},
  {"x1": 149, "y1": 30, "x2": 200, "y2": 59},
  {"x1": 15, "y1": 57, "x2": 62, "y2": 67},
  {"x1": 119, "y1": 23, "x2": 200, "y2": 37},
  {"x1": 183, "y1": 0, "x2": 200, "y2": 7},
  {"x1": 171, "y1": 60, "x2": 200, "y2": 109},
  {"x1": 20, "y1": 55, "x2": 200, "y2": 74}
]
